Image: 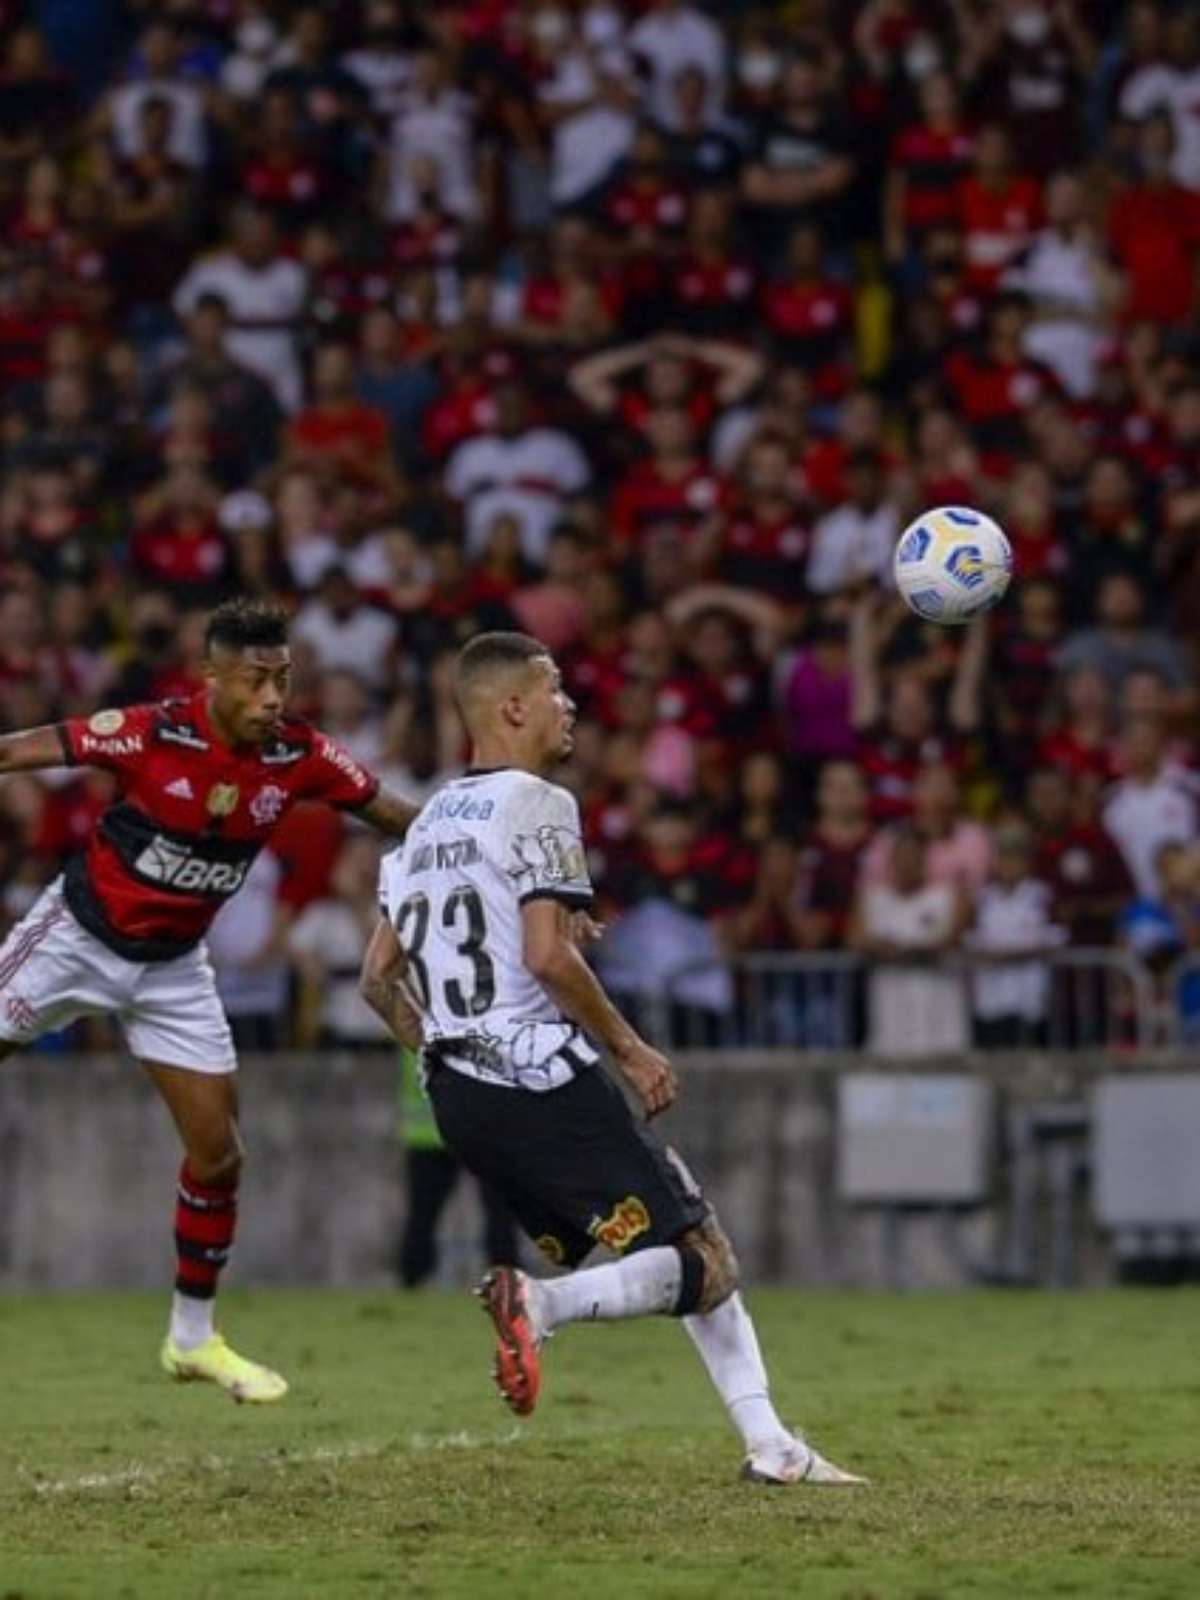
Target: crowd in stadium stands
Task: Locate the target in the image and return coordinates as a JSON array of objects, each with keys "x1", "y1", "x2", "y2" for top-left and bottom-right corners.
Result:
[{"x1": 3, "y1": 0, "x2": 1200, "y2": 1053}]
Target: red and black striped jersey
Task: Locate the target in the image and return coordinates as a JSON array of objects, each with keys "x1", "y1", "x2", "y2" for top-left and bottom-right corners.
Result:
[{"x1": 57, "y1": 691, "x2": 378, "y2": 961}]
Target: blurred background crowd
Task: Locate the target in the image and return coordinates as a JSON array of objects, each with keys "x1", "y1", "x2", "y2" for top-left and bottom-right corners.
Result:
[{"x1": 2, "y1": 0, "x2": 1200, "y2": 1055}]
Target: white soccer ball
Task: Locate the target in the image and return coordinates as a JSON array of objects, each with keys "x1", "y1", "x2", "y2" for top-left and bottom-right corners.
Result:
[{"x1": 892, "y1": 505, "x2": 1013, "y2": 625}]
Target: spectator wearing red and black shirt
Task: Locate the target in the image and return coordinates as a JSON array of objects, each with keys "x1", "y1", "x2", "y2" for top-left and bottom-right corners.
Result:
[
  {"x1": 0, "y1": 254, "x2": 82, "y2": 388},
  {"x1": 956, "y1": 123, "x2": 1042, "y2": 295},
  {"x1": 129, "y1": 464, "x2": 231, "y2": 605},
  {"x1": 944, "y1": 294, "x2": 1058, "y2": 473},
  {"x1": 760, "y1": 220, "x2": 854, "y2": 402},
  {"x1": 791, "y1": 760, "x2": 874, "y2": 949},
  {"x1": 1026, "y1": 765, "x2": 1133, "y2": 944},
  {"x1": 665, "y1": 190, "x2": 757, "y2": 340},
  {"x1": 716, "y1": 432, "x2": 812, "y2": 600},
  {"x1": 283, "y1": 341, "x2": 397, "y2": 498},
  {"x1": 237, "y1": 86, "x2": 329, "y2": 233},
  {"x1": 569, "y1": 331, "x2": 761, "y2": 458},
  {"x1": 610, "y1": 406, "x2": 728, "y2": 559},
  {"x1": 601, "y1": 123, "x2": 688, "y2": 325},
  {"x1": 884, "y1": 72, "x2": 975, "y2": 269},
  {"x1": 727, "y1": 758, "x2": 872, "y2": 956},
  {"x1": 1109, "y1": 113, "x2": 1200, "y2": 328},
  {"x1": 1003, "y1": 461, "x2": 1071, "y2": 582},
  {"x1": 300, "y1": 222, "x2": 393, "y2": 334},
  {"x1": 601, "y1": 801, "x2": 750, "y2": 928},
  {"x1": 850, "y1": 590, "x2": 982, "y2": 821},
  {"x1": 990, "y1": 578, "x2": 1066, "y2": 777}
]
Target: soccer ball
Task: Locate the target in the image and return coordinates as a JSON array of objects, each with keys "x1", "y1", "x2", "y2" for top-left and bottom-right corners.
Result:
[{"x1": 892, "y1": 505, "x2": 1013, "y2": 625}]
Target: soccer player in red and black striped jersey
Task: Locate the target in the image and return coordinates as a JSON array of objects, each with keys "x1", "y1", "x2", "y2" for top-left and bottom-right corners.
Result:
[{"x1": 0, "y1": 598, "x2": 417, "y2": 1402}]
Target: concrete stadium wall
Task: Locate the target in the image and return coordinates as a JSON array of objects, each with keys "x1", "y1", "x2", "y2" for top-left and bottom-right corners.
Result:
[{"x1": 0, "y1": 1049, "x2": 1171, "y2": 1295}]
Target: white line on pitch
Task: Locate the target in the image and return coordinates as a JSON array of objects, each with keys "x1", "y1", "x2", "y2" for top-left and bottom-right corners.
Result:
[{"x1": 21, "y1": 1428, "x2": 525, "y2": 1497}]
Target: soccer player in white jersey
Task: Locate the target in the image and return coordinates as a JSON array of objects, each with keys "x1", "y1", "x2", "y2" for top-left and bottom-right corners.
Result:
[{"x1": 362, "y1": 632, "x2": 865, "y2": 1486}]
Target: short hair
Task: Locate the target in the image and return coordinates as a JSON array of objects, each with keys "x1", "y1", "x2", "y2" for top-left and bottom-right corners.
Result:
[
  {"x1": 204, "y1": 597, "x2": 289, "y2": 655},
  {"x1": 455, "y1": 631, "x2": 549, "y2": 701}
]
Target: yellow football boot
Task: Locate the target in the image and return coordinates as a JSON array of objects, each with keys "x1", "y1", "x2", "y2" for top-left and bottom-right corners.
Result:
[{"x1": 160, "y1": 1332, "x2": 288, "y2": 1403}]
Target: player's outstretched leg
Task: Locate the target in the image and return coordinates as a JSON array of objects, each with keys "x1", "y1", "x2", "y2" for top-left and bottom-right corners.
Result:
[
  {"x1": 478, "y1": 1246, "x2": 684, "y2": 1415},
  {"x1": 482, "y1": 1219, "x2": 866, "y2": 1484},
  {"x1": 683, "y1": 1288, "x2": 867, "y2": 1487},
  {"x1": 146, "y1": 1063, "x2": 287, "y2": 1404}
]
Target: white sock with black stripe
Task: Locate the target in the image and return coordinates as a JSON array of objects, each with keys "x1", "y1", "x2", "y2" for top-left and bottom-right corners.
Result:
[{"x1": 534, "y1": 1247, "x2": 682, "y2": 1330}]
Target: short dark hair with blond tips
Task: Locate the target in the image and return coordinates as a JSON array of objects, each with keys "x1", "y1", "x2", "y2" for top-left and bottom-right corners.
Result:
[{"x1": 204, "y1": 597, "x2": 289, "y2": 655}]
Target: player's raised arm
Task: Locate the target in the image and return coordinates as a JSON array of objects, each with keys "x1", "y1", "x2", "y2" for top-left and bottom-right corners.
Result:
[
  {"x1": 521, "y1": 897, "x2": 677, "y2": 1119},
  {"x1": 0, "y1": 723, "x2": 75, "y2": 775},
  {"x1": 355, "y1": 785, "x2": 421, "y2": 838}
]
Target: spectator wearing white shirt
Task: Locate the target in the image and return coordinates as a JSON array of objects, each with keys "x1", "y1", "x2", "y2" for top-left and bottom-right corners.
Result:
[
  {"x1": 291, "y1": 567, "x2": 400, "y2": 692},
  {"x1": 100, "y1": 20, "x2": 209, "y2": 169},
  {"x1": 807, "y1": 450, "x2": 900, "y2": 595},
  {"x1": 539, "y1": 27, "x2": 639, "y2": 209},
  {"x1": 967, "y1": 824, "x2": 1066, "y2": 1049},
  {"x1": 444, "y1": 381, "x2": 591, "y2": 567},
  {"x1": 207, "y1": 849, "x2": 293, "y2": 1051},
  {"x1": 173, "y1": 206, "x2": 307, "y2": 412},
  {"x1": 1119, "y1": 10, "x2": 1200, "y2": 190},
  {"x1": 221, "y1": 9, "x2": 281, "y2": 104},
  {"x1": 341, "y1": 0, "x2": 411, "y2": 123},
  {"x1": 630, "y1": 0, "x2": 726, "y2": 130},
  {"x1": 1104, "y1": 717, "x2": 1199, "y2": 899},
  {"x1": 289, "y1": 836, "x2": 391, "y2": 1048},
  {"x1": 385, "y1": 49, "x2": 477, "y2": 223},
  {"x1": 1004, "y1": 171, "x2": 1121, "y2": 399},
  {"x1": 851, "y1": 825, "x2": 972, "y2": 1057},
  {"x1": 316, "y1": 668, "x2": 386, "y2": 774}
]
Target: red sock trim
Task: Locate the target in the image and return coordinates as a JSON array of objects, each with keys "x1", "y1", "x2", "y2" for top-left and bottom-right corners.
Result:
[{"x1": 174, "y1": 1160, "x2": 238, "y2": 1296}]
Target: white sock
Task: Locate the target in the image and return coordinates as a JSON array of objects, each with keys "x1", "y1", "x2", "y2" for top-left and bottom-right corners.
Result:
[
  {"x1": 536, "y1": 1247, "x2": 682, "y2": 1330},
  {"x1": 684, "y1": 1293, "x2": 789, "y2": 1452},
  {"x1": 169, "y1": 1291, "x2": 215, "y2": 1351}
]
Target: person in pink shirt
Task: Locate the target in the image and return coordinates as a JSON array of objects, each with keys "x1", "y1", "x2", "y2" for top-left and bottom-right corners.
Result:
[{"x1": 861, "y1": 760, "x2": 991, "y2": 894}]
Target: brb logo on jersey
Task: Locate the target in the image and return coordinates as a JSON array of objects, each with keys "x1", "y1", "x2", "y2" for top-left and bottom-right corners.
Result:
[
  {"x1": 589, "y1": 1195, "x2": 651, "y2": 1254},
  {"x1": 133, "y1": 835, "x2": 250, "y2": 897}
]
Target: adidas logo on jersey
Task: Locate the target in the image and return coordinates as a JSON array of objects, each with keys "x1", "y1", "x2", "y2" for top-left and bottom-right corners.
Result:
[{"x1": 165, "y1": 778, "x2": 194, "y2": 800}]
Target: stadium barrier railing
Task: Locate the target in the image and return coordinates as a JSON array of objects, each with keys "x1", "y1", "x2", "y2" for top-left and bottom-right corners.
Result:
[{"x1": 616, "y1": 947, "x2": 1159, "y2": 1055}]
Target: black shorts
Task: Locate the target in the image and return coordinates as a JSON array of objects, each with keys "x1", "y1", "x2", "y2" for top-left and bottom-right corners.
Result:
[{"x1": 427, "y1": 1062, "x2": 709, "y2": 1269}]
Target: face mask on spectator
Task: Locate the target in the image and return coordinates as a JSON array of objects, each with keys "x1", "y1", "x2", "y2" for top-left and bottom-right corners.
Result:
[
  {"x1": 905, "y1": 37, "x2": 941, "y2": 80},
  {"x1": 237, "y1": 17, "x2": 277, "y2": 58},
  {"x1": 738, "y1": 50, "x2": 782, "y2": 91},
  {"x1": 582, "y1": 5, "x2": 624, "y2": 48},
  {"x1": 1007, "y1": 6, "x2": 1049, "y2": 46}
]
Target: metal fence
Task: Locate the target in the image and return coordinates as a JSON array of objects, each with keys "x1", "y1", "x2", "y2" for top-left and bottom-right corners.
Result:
[{"x1": 617, "y1": 947, "x2": 1159, "y2": 1055}]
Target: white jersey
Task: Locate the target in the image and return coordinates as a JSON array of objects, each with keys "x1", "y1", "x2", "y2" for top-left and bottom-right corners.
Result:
[{"x1": 378, "y1": 768, "x2": 598, "y2": 1091}]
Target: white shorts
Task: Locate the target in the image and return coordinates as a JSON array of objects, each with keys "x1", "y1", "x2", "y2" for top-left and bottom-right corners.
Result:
[{"x1": 0, "y1": 879, "x2": 237, "y2": 1073}]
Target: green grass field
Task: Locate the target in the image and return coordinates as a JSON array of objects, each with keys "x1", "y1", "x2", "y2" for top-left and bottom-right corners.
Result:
[{"x1": 2, "y1": 1289, "x2": 1198, "y2": 1600}]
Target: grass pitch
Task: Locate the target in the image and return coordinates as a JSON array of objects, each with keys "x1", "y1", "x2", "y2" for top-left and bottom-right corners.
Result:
[{"x1": 1, "y1": 1289, "x2": 1197, "y2": 1599}]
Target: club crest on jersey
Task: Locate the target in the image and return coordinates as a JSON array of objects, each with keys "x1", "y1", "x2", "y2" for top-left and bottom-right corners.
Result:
[
  {"x1": 88, "y1": 709, "x2": 125, "y2": 735},
  {"x1": 206, "y1": 783, "x2": 240, "y2": 818},
  {"x1": 536, "y1": 1234, "x2": 566, "y2": 1265},
  {"x1": 589, "y1": 1195, "x2": 650, "y2": 1255},
  {"x1": 249, "y1": 784, "x2": 287, "y2": 826}
]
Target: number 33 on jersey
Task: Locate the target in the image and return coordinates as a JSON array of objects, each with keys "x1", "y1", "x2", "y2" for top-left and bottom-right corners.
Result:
[{"x1": 378, "y1": 768, "x2": 597, "y2": 1092}]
